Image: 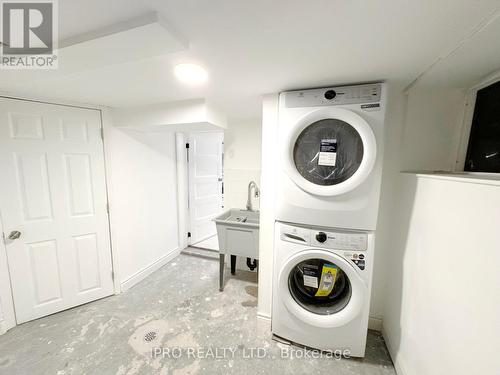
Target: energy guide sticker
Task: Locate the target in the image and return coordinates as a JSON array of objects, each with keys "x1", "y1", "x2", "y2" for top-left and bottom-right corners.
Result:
[
  {"x1": 318, "y1": 139, "x2": 337, "y2": 166},
  {"x1": 315, "y1": 264, "x2": 338, "y2": 297}
]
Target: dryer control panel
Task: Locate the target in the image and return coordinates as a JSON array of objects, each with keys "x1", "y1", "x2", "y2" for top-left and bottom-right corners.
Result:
[
  {"x1": 280, "y1": 223, "x2": 368, "y2": 251},
  {"x1": 284, "y1": 83, "x2": 381, "y2": 108}
]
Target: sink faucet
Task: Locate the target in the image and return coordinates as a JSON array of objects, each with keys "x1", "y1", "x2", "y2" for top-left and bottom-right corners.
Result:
[{"x1": 246, "y1": 181, "x2": 260, "y2": 211}]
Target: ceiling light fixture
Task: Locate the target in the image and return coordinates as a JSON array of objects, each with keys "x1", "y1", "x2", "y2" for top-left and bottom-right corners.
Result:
[{"x1": 174, "y1": 63, "x2": 208, "y2": 85}]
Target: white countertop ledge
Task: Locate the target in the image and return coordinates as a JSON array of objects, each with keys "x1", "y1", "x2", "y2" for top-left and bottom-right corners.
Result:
[{"x1": 401, "y1": 171, "x2": 500, "y2": 186}]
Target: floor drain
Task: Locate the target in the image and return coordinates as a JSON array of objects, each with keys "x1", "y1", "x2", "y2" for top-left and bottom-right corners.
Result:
[{"x1": 144, "y1": 331, "x2": 157, "y2": 342}]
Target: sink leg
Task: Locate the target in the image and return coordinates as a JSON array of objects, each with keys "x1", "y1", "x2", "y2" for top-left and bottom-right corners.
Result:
[
  {"x1": 231, "y1": 255, "x2": 236, "y2": 275},
  {"x1": 219, "y1": 254, "x2": 225, "y2": 292}
]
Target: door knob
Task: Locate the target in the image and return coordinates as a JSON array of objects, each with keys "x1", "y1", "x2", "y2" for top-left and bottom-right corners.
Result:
[{"x1": 8, "y1": 231, "x2": 21, "y2": 240}]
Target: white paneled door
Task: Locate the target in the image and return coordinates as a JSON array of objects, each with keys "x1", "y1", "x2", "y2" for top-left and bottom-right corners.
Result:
[
  {"x1": 0, "y1": 98, "x2": 114, "y2": 324},
  {"x1": 188, "y1": 132, "x2": 224, "y2": 244}
]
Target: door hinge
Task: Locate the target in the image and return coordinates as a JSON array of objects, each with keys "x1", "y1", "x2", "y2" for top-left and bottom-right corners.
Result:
[
  {"x1": 111, "y1": 270, "x2": 114, "y2": 280},
  {"x1": 187, "y1": 232, "x2": 191, "y2": 238},
  {"x1": 106, "y1": 203, "x2": 110, "y2": 213},
  {"x1": 185, "y1": 143, "x2": 189, "y2": 149},
  {"x1": 100, "y1": 127, "x2": 104, "y2": 140}
]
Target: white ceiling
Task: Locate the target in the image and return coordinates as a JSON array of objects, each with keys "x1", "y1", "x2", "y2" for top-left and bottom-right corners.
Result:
[{"x1": 1, "y1": 0, "x2": 500, "y2": 121}]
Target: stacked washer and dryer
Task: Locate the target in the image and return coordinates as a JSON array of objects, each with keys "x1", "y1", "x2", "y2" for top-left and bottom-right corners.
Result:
[{"x1": 272, "y1": 83, "x2": 386, "y2": 357}]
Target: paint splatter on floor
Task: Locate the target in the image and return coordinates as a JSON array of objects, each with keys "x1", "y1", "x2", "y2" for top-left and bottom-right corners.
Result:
[{"x1": 0, "y1": 253, "x2": 395, "y2": 374}]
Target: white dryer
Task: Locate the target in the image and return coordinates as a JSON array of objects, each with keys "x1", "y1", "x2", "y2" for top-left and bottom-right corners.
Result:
[
  {"x1": 276, "y1": 83, "x2": 387, "y2": 230},
  {"x1": 272, "y1": 222, "x2": 373, "y2": 357}
]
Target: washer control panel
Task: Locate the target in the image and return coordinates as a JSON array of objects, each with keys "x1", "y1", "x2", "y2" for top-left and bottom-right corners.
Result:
[
  {"x1": 284, "y1": 83, "x2": 381, "y2": 108},
  {"x1": 311, "y1": 231, "x2": 367, "y2": 251},
  {"x1": 280, "y1": 224, "x2": 368, "y2": 251}
]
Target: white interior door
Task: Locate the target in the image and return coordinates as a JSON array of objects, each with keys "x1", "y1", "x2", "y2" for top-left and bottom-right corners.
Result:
[
  {"x1": 188, "y1": 132, "x2": 224, "y2": 244},
  {"x1": 0, "y1": 98, "x2": 114, "y2": 324}
]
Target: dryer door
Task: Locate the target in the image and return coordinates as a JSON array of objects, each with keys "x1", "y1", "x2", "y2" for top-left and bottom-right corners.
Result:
[
  {"x1": 278, "y1": 249, "x2": 366, "y2": 328},
  {"x1": 283, "y1": 107, "x2": 376, "y2": 196}
]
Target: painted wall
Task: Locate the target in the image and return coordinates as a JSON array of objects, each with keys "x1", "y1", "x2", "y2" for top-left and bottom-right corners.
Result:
[
  {"x1": 257, "y1": 95, "x2": 279, "y2": 320},
  {"x1": 369, "y1": 83, "x2": 407, "y2": 324},
  {"x1": 400, "y1": 88, "x2": 466, "y2": 172},
  {"x1": 382, "y1": 174, "x2": 500, "y2": 375},
  {"x1": 105, "y1": 116, "x2": 180, "y2": 291},
  {"x1": 375, "y1": 84, "x2": 469, "y2": 319},
  {"x1": 223, "y1": 119, "x2": 262, "y2": 211}
]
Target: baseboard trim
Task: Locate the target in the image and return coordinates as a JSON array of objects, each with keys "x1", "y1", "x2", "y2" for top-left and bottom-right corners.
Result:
[
  {"x1": 382, "y1": 324, "x2": 409, "y2": 375},
  {"x1": 257, "y1": 311, "x2": 271, "y2": 322},
  {"x1": 257, "y1": 311, "x2": 271, "y2": 331},
  {"x1": 121, "y1": 247, "x2": 180, "y2": 292},
  {"x1": 0, "y1": 319, "x2": 15, "y2": 336},
  {"x1": 368, "y1": 316, "x2": 383, "y2": 332}
]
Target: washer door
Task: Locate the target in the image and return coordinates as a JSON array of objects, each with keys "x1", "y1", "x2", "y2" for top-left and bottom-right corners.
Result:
[
  {"x1": 278, "y1": 249, "x2": 366, "y2": 328},
  {"x1": 283, "y1": 108, "x2": 376, "y2": 196}
]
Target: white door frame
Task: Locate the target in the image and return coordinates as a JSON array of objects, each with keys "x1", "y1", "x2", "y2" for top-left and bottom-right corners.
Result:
[
  {"x1": 187, "y1": 131, "x2": 224, "y2": 245},
  {"x1": 175, "y1": 131, "x2": 224, "y2": 248},
  {"x1": 0, "y1": 94, "x2": 120, "y2": 334},
  {"x1": 175, "y1": 132, "x2": 189, "y2": 250}
]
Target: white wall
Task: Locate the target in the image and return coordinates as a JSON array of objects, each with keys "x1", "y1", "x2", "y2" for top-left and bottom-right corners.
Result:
[
  {"x1": 374, "y1": 85, "x2": 468, "y2": 319},
  {"x1": 382, "y1": 174, "x2": 500, "y2": 375},
  {"x1": 369, "y1": 83, "x2": 407, "y2": 324},
  {"x1": 257, "y1": 95, "x2": 279, "y2": 320},
  {"x1": 105, "y1": 115, "x2": 180, "y2": 291},
  {"x1": 376, "y1": 76, "x2": 500, "y2": 375},
  {"x1": 400, "y1": 88, "x2": 466, "y2": 172},
  {"x1": 223, "y1": 119, "x2": 262, "y2": 210},
  {"x1": 112, "y1": 99, "x2": 227, "y2": 131}
]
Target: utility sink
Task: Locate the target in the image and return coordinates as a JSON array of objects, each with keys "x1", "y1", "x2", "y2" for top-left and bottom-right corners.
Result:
[
  {"x1": 215, "y1": 209, "x2": 260, "y2": 228},
  {"x1": 214, "y1": 209, "x2": 260, "y2": 291},
  {"x1": 214, "y1": 210, "x2": 260, "y2": 258}
]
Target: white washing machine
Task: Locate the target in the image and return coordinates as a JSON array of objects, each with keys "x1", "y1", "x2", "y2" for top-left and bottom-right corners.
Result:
[
  {"x1": 276, "y1": 83, "x2": 387, "y2": 230},
  {"x1": 272, "y1": 222, "x2": 373, "y2": 357}
]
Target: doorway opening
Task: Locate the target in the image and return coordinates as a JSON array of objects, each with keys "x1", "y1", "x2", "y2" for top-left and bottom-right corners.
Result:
[{"x1": 179, "y1": 131, "x2": 224, "y2": 253}]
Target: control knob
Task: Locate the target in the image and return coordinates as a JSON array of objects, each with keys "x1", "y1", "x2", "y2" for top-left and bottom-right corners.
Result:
[
  {"x1": 324, "y1": 90, "x2": 336, "y2": 100},
  {"x1": 316, "y1": 232, "x2": 327, "y2": 243}
]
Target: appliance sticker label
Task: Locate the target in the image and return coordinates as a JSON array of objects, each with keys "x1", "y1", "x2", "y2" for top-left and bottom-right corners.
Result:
[
  {"x1": 318, "y1": 139, "x2": 337, "y2": 166},
  {"x1": 303, "y1": 275, "x2": 318, "y2": 288},
  {"x1": 302, "y1": 264, "x2": 319, "y2": 288},
  {"x1": 315, "y1": 263, "x2": 339, "y2": 297},
  {"x1": 361, "y1": 103, "x2": 381, "y2": 112}
]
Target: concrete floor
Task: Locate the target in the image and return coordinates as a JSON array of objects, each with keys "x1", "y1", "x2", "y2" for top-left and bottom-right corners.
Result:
[{"x1": 0, "y1": 253, "x2": 396, "y2": 375}]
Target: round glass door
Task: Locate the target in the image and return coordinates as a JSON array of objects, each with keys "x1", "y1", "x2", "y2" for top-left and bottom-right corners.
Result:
[
  {"x1": 283, "y1": 108, "x2": 377, "y2": 196},
  {"x1": 288, "y1": 258, "x2": 351, "y2": 315},
  {"x1": 278, "y1": 249, "x2": 365, "y2": 328},
  {"x1": 293, "y1": 119, "x2": 364, "y2": 186}
]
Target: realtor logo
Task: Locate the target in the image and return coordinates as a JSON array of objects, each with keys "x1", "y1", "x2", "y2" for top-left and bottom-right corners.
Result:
[{"x1": 1, "y1": 0, "x2": 58, "y2": 69}]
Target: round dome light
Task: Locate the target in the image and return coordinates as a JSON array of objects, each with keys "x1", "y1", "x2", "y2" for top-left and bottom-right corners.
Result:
[{"x1": 174, "y1": 63, "x2": 208, "y2": 85}]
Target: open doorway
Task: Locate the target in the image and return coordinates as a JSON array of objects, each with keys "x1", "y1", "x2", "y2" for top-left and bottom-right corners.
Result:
[{"x1": 185, "y1": 132, "x2": 224, "y2": 251}]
